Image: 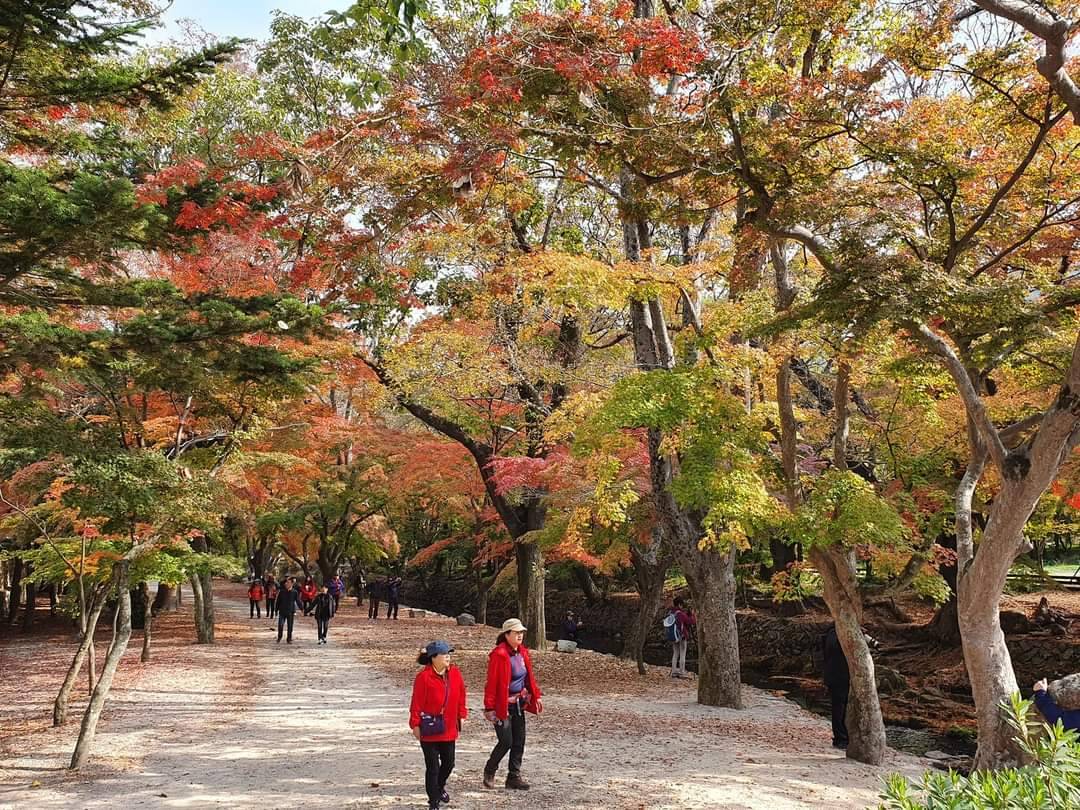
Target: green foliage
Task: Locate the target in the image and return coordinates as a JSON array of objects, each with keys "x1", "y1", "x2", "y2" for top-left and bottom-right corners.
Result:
[
  {"x1": 880, "y1": 694, "x2": 1080, "y2": 809},
  {"x1": 788, "y1": 470, "x2": 905, "y2": 552},
  {"x1": 580, "y1": 368, "x2": 777, "y2": 550}
]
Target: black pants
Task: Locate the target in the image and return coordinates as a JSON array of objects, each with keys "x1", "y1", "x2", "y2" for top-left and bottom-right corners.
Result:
[
  {"x1": 317, "y1": 617, "x2": 329, "y2": 640},
  {"x1": 387, "y1": 599, "x2": 399, "y2": 619},
  {"x1": 829, "y1": 685, "x2": 849, "y2": 746},
  {"x1": 368, "y1": 598, "x2": 380, "y2": 619},
  {"x1": 332, "y1": 593, "x2": 341, "y2": 613},
  {"x1": 485, "y1": 704, "x2": 526, "y2": 777},
  {"x1": 249, "y1": 599, "x2": 261, "y2": 618},
  {"x1": 420, "y1": 740, "x2": 455, "y2": 808},
  {"x1": 277, "y1": 612, "x2": 294, "y2": 641},
  {"x1": 267, "y1": 596, "x2": 276, "y2": 617}
]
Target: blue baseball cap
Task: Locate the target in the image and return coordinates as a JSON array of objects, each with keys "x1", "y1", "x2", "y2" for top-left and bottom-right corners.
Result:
[{"x1": 425, "y1": 640, "x2": 454, "y2": 656}]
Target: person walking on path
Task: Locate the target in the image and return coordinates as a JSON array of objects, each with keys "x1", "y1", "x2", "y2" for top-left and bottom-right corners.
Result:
[
  {"x1": 312, "y1": 586, "x2": 334, "y2": 645},
  {"x1": 367, "y1": 577, "x2": 382, "y2": 620},
  {"x1": 328, "y1": 574, "x2": 345, "y2": 613},
  {"x1": 264, "y1": 574, "x2": 277, "y2": 618},
  {"x1": 1033, "y1": 678, "x2": 1080, "y2": 731},
  {"x1": 482, "y1": 618, "x2": 543, "y2": 791},
  {"x1": 821, "y1": 623, "x2": 849, "y2": 749},
  {"x1": 300, "y1": 576, "x2": 318, "y2": 616},
  {"x1": 248, "y1": 579, "x2": 264, "y2": 618},
  {"x1": 410, "y1": 640, "x2": 467, "y2": 810},
  {"x1": 386, "y1": 575, "x2": 402, "y2": 620},
  {"x1": 665, "y1": 597, "x2": 695, "y2": 678},
  {"x1": 275, "y1": 578, "x2": 299, "y2": 644}
]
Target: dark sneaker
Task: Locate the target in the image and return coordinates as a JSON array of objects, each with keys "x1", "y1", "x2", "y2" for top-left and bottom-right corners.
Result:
[
  {"x1": 506, "y1": 775, "x2": 530, "y2": 790},
  {"x1": 482, "y1": 771, "x2": 496, "y2": 789},
  {"x1": 440, "y1": 789, "x2": 450, "y2": 804}
]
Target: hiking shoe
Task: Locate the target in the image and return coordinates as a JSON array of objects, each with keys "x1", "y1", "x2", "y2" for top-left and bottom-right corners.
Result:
[
  {"x1": 506, "y1": 775, "x2": 530, "y2": 790},
  {"x1": 482, "y1": 771, "x2": 496, "y2": 789},
  {"x1": 440, "y1": 789, "x2": 450, "y2": 803}
]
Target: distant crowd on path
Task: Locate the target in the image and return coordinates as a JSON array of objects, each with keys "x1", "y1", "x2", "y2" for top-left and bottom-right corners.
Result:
[
  {"x1": 410, "y1": 618, "x2": 542, "y2": 810},
  {"x1": 247, "y1": 572, "x2": 348, "y2": 644},
  {"x1": 365, "y1": 575, "x2": 403, "y2": 620}
]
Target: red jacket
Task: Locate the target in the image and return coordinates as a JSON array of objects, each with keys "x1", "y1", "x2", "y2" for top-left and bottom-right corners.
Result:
[
  {"x1": 409, "y1": 665, "x2": 468, "y2": 742},
  {"x1": 300, "y1": 582, "x2": 317, "y2": 601},
  {"x1": 483, "y1": 642, "x2": 542, "y2": 721},
  {"x1": 248, "y1": 583, "x2": 264, "y2": 601}
]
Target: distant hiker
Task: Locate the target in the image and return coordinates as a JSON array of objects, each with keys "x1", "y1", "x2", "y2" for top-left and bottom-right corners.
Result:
[
  {"x1": 821, "y1": 623, "x2": 849, "y2": 749},
  {"x1": 482, "y1": 618, "x2": 543, "y2": 791},
  {"x1": 276, "y1": 578, "x2": 299, "y2": 644},
  {"x1": 1033, "y1": 678, "x2": 1080, "y2": 732},
  {"x1": 664, "y1": 597, "x2": 695, "y2": 678},
  {"x1": 328, "y1": 574, "x2": 345, "y2": 612},
  {"x1": 387, "y1": 575, "x2": 402, "y2": 620},
  {"x1": 300, "y1": 576, "x2": 318, "y2": 615},
  {"x1": 264, "y1": 574, "x2": 277, "y2": 617},
  {"x1": 248, "y1": 580, "x2": 264, "y2": 618},
  {"x1": 313, "y1": 586, "x2": 334, "y2": 645},
  {"x1": 561, "y1": 611, "x2": 583, "y2": 643},
  {"x1": 355, "y1": 571, "x2": 367, "y2": 607},
  {"x1": 367, "y1": 578, "x2": 382, "y2": 620},
  {"x1": 410, "y1": 640, "x2": 467, "y2": 810},
  {"x1": 266, "y1": 577, "x2": 279, "y2": 619}
]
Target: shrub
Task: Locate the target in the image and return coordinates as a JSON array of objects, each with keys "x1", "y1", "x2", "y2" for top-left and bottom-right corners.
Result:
[{"x1": 879, "y1": 694, "x2": 1080, "y2": 809}]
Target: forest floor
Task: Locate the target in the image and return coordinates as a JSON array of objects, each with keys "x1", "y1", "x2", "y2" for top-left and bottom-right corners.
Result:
[{"x1": 0, "y1": 582, "x2": 928, "y2": 809}]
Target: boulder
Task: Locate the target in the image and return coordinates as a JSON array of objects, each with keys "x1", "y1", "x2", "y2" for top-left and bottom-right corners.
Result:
[
  {"x1": 1048, "y1": 673, "x2": 1080, "y2": 710},
  {"x1": 555, "y1": 639, "x2": 578, "y2": 653},
  {"x1": 876, "y1": 665, "x2": 908, "y2": 694},
  {"x1": 408, "y1": 609, "x2": 426, "y2": 619},
  {"x1": 456, "y1": 613, "x2": 476, "y2": 626},
  {"x1": 999, "y1": 609, "x2": 1033, "y2": 635}
]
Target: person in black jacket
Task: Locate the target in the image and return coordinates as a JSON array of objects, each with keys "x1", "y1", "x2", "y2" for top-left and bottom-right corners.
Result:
[
  {"x1": 276, "y1": 578, "x2": 299, "y2": 644},
  {"x1": 821, "y1": 623, "x2": 849, "y2": 749},
  {"x1": 367, "y1": 578, "x2": 382, "y2": 620},
  {"x1": 386, "y1": 575, "x2": 402, "y2": 620},
  {"x1": 312, "y1": 586, "x2": 334, "y2": 644}
]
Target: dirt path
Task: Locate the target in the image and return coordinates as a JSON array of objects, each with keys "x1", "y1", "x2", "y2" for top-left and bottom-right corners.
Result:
[{"x1": 0, "y1": 590, "x2": 927, "y2": 809}]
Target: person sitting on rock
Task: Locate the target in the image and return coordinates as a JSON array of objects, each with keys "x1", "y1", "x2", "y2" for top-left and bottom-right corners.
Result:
[
  {"x1": 1033, "y1": 678, "x2": 1080, "y2": 731},
  {"x1": 561, "y1": 611, "x2": 583, "y2": 643}
]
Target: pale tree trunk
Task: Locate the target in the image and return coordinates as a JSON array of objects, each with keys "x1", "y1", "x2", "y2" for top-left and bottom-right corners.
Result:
[
  {"x1": 71, "y1": 562, "x2": 133, "y2": 769},
  {"x1": 189, "y1": 572, "x2": 214, "y2": 644},
  {"x1": 53, "y1": 583, "x2": 110, "y2": 726},
  {"x1": 812, "y1": 545, "x2": 886, "y2": 764},
  {"x1": 918, "y1": 326, "x2": 1080, "y2": 768},
  {"x1": 140, "y1": 581, "x2": 152, "y2": 662}
]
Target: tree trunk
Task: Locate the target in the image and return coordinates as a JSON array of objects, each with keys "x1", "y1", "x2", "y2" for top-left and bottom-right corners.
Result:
[
  {"x1": 684, "y1": 546, "x2": 742, "y2": 707},
  {"x1": 928, "y1": 533, "x2": 960, "y2": 645},
  {"x1": 811, "y1": 545, "x2": 886, "y2": 765},
  {"x1": 188, "y1": 572, "x2": 214, "y2": 644},
  {"x1": 53, "y1": 583, "x2": 109, "y2": 726},
  {"x1": 622, "y1": 538, "x2": 671, "y2": 675},
  {"x1": 7, "y1": 557, "x2": 22, "y2": 623},
  {"x1": 140, "y1": 581, "x2": 152, "y2": 662},
  {"x1": 573, "y1": 563, "x2": 603, "y2": 604},
  {"x1": 71, "y1": 562, "x2": 133, "y2": 769},
  {"x1": 151, "y1": 582, "x2": 176, "y2": 615},
  {"x1": 516, "y1": 541, "x2": 546, "y2": 649},
  {"x1": 21, "y1": 573, "x2": 35, "y2": 632}
]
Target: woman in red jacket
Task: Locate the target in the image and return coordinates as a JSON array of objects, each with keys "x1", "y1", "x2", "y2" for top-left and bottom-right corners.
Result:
[
  {"x1": 299, "y1": 576, "x2": 317, "y2": 615},
  {"x1": 409, "y1": 640, "x2": 467, "y2": 810},
  {"x1": 482, "y1": 618, "x2": 542, "y2": 791}
]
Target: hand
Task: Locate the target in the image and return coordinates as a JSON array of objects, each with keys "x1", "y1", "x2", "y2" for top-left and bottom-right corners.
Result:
[
  {"x1": 483, "y1": 710, "x2": 497, "y2": 724},
  {"x1": 411, "y1": 726, "x2": 421, "y2": 740},
  {"x1": 1034, "y1": 678, "x2": 1049, "y2": 693}
]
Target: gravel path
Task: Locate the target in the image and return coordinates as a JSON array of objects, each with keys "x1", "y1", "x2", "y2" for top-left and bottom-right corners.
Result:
[{"x1": 0, "y1": 591, "x2": 927, "y2": 809}]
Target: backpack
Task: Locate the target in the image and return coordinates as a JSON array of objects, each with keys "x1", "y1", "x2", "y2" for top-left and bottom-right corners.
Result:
[{"x1": 663, "y1": 611, "x2": 682, "y2": 643}]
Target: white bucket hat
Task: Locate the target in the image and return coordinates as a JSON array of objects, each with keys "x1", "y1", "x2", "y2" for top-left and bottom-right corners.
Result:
[{"x1": 501, "y1": 618, "x2": 527, "y2": 633}]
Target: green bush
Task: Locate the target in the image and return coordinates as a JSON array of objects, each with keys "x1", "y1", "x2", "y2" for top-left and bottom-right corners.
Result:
[{"x1": 879, "y1": 694, "x2": 1080, "y2": 809}]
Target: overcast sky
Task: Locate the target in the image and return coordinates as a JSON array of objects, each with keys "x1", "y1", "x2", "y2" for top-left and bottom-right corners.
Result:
[{"x1": 145, "y1": 0, "x2": 347, "y2": 44}]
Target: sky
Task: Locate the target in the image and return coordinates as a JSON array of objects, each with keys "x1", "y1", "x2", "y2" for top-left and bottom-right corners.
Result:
[{"x1": 146, "y1": 0, "x2": 347, "y2": 44}]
